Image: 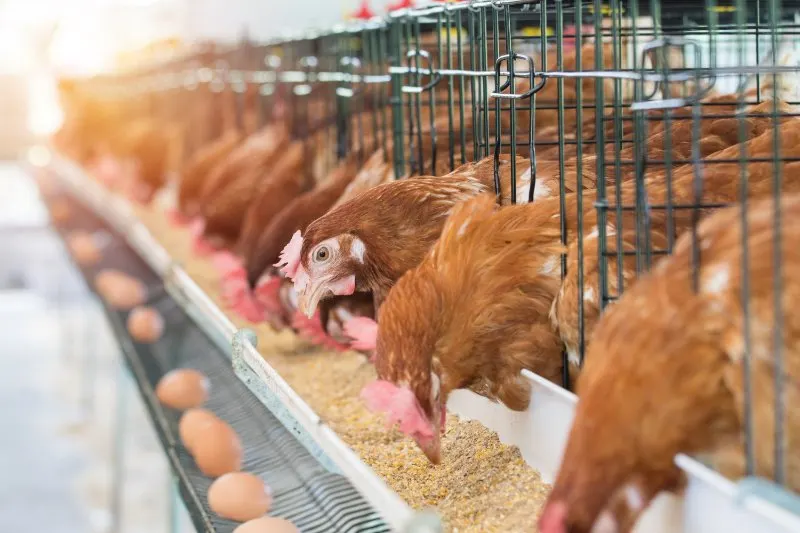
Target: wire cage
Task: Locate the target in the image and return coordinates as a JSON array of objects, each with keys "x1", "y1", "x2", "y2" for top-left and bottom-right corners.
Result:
[
  {"x1": 386, "y1": 0, "x2": 800, "y2": 495},
  {"x1": 582, "y1": 0, "x2": 800, "y2": 492}
]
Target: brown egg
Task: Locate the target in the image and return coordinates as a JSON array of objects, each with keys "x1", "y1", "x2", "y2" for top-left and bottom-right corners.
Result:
[
  {"x1": 178, "y1": 408, "x2": 219, "y2": 452},
  {"x1": 155, "y1": 369, "x2": 210, "y2": 410},
  {"x1": 193, "y1": 418, "x2": 242, "y2": 478},
  {"x1": 208, "y1": 472, "x2": 272, "y2": 521},
  {"x1": 68, "y1": 231, "x2": 102, "y2": 266},
  {"x1": 233, "y1": 517, "x2": 298, "y2": 533},
  {"x1": 95, "y1": 269, "x2": 147, "y2": 310},
  {"x1": 94, "y1": 269, "x2": 124, "y2": 294},
  {"x1": 127, "y1": 306, "x2": 164, "y2": 343},
  {"x1": 49, "y1": 199, "x2": 71, "y2": 223}
]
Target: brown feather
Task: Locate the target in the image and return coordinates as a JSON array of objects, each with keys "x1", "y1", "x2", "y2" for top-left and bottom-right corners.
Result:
[
  {"x1": 552, "y1": 116, "x2": 800, "y2": 377},
  {"x1": 299, "y1": 174, "x2": 488, "y2": 306},
  {"x1": 542, "y1": 192, "x2": 800, "y2": 533},
  {"x1": 376, "y1": 194, "x2": 565, "y2": 426}
]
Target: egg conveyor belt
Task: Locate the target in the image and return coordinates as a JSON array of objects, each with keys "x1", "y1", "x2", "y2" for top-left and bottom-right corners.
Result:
[{"x1": 43, "y1": 181, "x2": 391, "y2": 533}]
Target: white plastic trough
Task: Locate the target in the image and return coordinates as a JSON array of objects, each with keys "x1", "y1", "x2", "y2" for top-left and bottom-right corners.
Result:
[
  {"x1": 448, "y1": 361, "x2": 800, "y2": 533},
  {"x1": 678, "y1": 455, "x2": 800, "y2": 533},
  {"x1": 39, "y1": 148, "x2": 800, "y2": 533}
]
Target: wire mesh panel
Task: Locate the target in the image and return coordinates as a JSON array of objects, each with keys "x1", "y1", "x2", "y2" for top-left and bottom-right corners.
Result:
[
  {"x1": 521, "y1": 0, "x2": 800, "y2": 492},
  {"x1": 388, "y1": 0, "x2": 800, "y2": 496}
]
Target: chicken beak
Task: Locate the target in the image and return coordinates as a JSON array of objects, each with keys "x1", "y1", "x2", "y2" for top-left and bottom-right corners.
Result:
[
  {"x1": 416, "y1": 432, "x2": 442, "y2": 465},
  {"x1": 297, "y1": 274, "x2": 355, "y2": 319},
  {"x1": 297, "y1": 278, "x2": 328, "y2": 318}
]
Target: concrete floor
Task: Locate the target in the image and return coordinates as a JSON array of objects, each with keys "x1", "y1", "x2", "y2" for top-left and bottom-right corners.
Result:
[
  {"x1": 0, "y1": 290, "x2": 92, "y2": 533},
  {"x1": 0, "y1": 163, "x2": 194, "y2": 533}
]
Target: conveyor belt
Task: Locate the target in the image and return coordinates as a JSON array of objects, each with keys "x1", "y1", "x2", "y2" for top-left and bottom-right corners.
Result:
[{"x1": 41, "y1": 179, "x2": 390, "y2": 533}]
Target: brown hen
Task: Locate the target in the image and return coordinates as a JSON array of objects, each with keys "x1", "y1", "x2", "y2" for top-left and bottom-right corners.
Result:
[
  {"x1": 197, "y1": 123, "x2": 290, "y2": 249},
  {"x1": 539, "y1": 192, "x2": 800, "y2": 533},
  {"x1": 177, "y1": 129, "x2": 243, "y2": 219},
  {"x1": 279, "y1": 156, "x2": 534, "y2": 319},
  {"x1": 362, "y1": 194, "x2": 565, "y2": 464},
  {"x1": 552, "y1": 115, "x2": 800, "y2": 377}
]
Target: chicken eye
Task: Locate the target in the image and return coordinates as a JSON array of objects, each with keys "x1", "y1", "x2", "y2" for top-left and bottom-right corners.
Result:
[{"x1": 313, "y1": 246, "x2": 331, "y2": 263}]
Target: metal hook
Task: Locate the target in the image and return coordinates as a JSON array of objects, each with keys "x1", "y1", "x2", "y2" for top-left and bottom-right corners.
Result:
[
  {"x1": 402, "y1": 49, "x2": 443, "y2": 94},
  {"x1": 294, "y1": 55, "x2": 318, "y2": 96},
  {"x1": 337, "y1": 56, "x2": 362, "y2": 98},
  {"x1": 638, "y1": 37, "x2": 716, "y2": 105},
  {"x1": 490, "y1": 52, "x2": 544, "y2": 100}
]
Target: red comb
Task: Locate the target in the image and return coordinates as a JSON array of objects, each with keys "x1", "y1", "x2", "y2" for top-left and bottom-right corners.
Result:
[
  {"x1": 166, "y1": 208, "x2": 191, "y2": 226},
  {"x1": 188, "y1": 218, "x2": 216, "y2": 256},
  {"x1": 230, "y1": 293, "x2": 266, "y2": 323},
  {"x1": 352, "y1": 0, "x2": 375, "y2": 19},
  {"x1": 221, "y1": 271, "x2": 248, "y2": 307},
  {"x1": 193, "y1": 236, "x2": 217, "y2": 256},
  {"x1": 91, "y1": 155, "x2": 122, "y2": 187},
  {"x1": 275, "y1": 230, "x2": 304, "y2": 280},
  {"x1": 361, "y1": 380, "x2": 433, "y2": 439},
  {"x1": 220, "y1": 270, "x2": 266, "y2": 323},
  {"x1": 291, "y1": 310, "x2": 350, "y2": 352},
  {"x1": 387, "y1": 0, "x2": 414, "y2": 11},
  {"x1": 343, "y1": 316, "x2": 378, "y2": 351},
  {"x1": 538, "y1": 501, "x2": 569, "y2": 533},
  {"x1": 212, "y1": 251, "x2": 243, "y2": 277},
  {"x1": 254, "y1": 275, "x2": 285, "y2": 318}
]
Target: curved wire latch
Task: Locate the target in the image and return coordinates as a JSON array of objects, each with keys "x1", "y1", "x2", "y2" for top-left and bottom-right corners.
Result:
[
  {"x1": 490, "y1": 52, "x2": 544, "y2": 100},
  {"x1": 402, "y1": 49, "x2": 443, "y2": 94},
  {"x1": 294, "y1": 56, "x2": 318, "y2": 96},
  {"x1": 257, "y1": 55, "x2": 282, "y2": 96},
  {"x1": 231, "y1": 329, "x2": 259, "y2": 361},
  {"x1": 336, "y1": 56, "x2": 362, "y2": 98},
  {"x1": 632, "y1": 36, "x2": 715, "y2": 111}
]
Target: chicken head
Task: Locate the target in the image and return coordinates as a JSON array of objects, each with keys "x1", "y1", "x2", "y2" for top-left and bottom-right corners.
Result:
[
  {"x1": 361, "y1": 379, "x2": 444, "y2": 464},
  {"x1": 276, "y1": 230, "x2": 358, "y2": 318},
  {"x1": 361, "y1": 275, "x2": 450, "y2": 464}
]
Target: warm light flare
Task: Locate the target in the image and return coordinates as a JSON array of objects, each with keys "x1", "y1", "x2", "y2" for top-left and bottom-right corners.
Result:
[
  {"x1": 27, "y1": 72, "x2": 63, "y2": 136},
  {"x1": 27, "y1": 145, "x2": 52, "y2": 167}
]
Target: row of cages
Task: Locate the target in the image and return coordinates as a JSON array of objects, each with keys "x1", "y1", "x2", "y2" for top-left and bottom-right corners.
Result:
[{"x1": 58, "y1": 0, "x2": 800, "y2": 505}]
